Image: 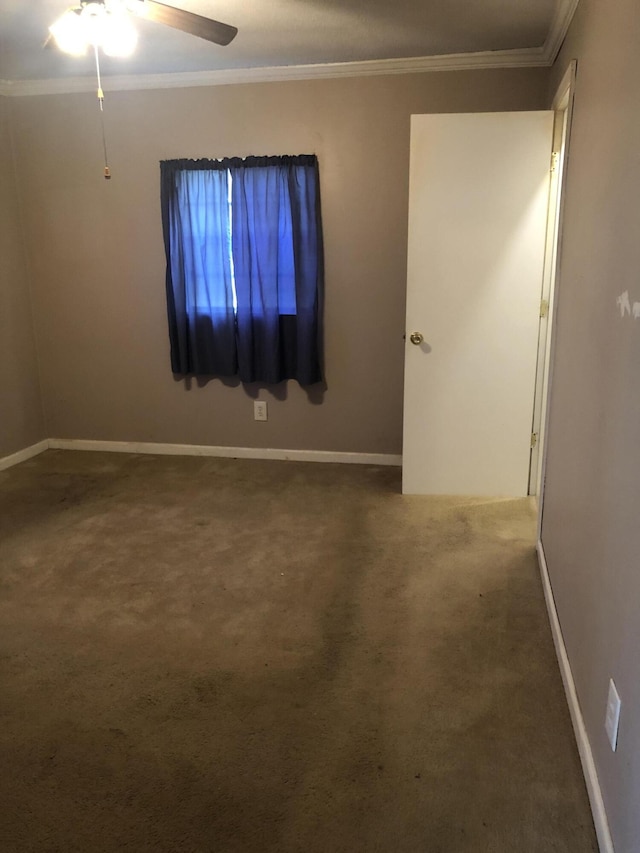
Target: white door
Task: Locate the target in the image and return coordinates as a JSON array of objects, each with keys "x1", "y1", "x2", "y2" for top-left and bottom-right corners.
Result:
[{"x1": 402, "y1": 111, "x2": 553, "y2": 496}]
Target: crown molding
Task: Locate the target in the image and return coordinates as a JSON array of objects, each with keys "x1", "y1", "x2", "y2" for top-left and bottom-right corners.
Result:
[
  {"x1": 542, "y1": 0, "x2": 581, "y2": 64},
  {"x1": 0, "y1": 0, "x2": 580, "y2": 98},
  {"x1": 0, "y1": 47, "x2": 548, "y2": 97}
]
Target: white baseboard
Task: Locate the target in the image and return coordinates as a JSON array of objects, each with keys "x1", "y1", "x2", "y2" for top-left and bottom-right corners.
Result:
[
  {"x1": 48, "y1": 438, "x2": 402, "y2": 467},
  {"x1": 0, "y1": 439, "x2": 49, "y2": 472},
  {"x1": 536, "y1": 540, "x2": 614, "y2": 853}
]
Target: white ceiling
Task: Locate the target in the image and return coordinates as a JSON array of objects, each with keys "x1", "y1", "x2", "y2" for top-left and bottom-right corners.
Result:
[{"x1": 0, "y1": 0, "x2": 576, "y2": 89}]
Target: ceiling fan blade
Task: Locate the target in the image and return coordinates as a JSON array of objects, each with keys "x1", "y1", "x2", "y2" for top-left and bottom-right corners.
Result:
[{"x1": 137, "y1": 1, "x2": 237, "y2": 46}]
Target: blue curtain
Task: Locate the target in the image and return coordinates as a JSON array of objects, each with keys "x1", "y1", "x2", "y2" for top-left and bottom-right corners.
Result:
[
  {"x1": 161, "y1": 159, "x2": 237, "y2": 376},
  {"x1": 161, "y1": 155, "x2": 323, "y2": 385}
]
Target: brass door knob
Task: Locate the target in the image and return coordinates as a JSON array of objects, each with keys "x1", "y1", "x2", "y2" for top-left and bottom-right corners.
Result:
[{"x1": 409, "y1": 332, "x2": 424, "y2": 345}]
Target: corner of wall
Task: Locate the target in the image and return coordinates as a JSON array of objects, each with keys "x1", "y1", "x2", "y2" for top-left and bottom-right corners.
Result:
[
  {"x1": 6, "y1": 96, "x2": 48, "y2": 441},
  {"x1": 536, "y1": 539, "x2": 615, "y2": 853}
]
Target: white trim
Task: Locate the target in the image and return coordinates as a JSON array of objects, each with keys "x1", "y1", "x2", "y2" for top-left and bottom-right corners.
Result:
[
  {"x1": 0, "y1": 439, "x2": 49, "y2": 472},
  {"x1": 0, "y1": 48, "x2": 546, "y2": 97},
  {"x1": 536, "y1": 540, "x2": 614, "y2": 853},
  {"x1": 552, "y1": 59, "x2": 577, "y2": 111},
  {"x1": 542, "y1": 0, "x2": 581, "y2": 65},
  {"x1": 536, "y1": 59, "x2": 577, "y2": 542},
  {"x1": 48, "y1": 438, "x2": 401, "y2": 466},
  {"x1": 0, "y1": 437, "x2": 401, "y2": 467}
]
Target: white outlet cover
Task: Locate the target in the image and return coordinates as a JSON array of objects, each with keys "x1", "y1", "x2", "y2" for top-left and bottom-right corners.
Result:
[
  {"x1": 605, "y1": 678, "x2": 621, "y2": 752},
  {"x1": 254, "y1": 401, "x2": 268, "y2": 421}
]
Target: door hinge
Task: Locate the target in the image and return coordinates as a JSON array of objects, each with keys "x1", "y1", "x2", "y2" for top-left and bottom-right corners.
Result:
[
  {"x1": 540, "y1": 299, "x2": 549, "y2": 318},
  {"x1": 531, "y1": 432, "x2": 538, "y2": 449},
  {"x1": 550, "y1": 151, "x2": 559, "y2": 173}
]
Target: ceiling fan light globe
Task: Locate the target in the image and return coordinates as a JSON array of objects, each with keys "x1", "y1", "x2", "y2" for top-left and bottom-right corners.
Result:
[
  {"x1": 101, "y1": 14, "x2": 138, "y2": 56},
  {"x1": 81, "y1": 4, "x2": 105, "y2": 47},
  {"x1": 49, "y1": 9, "x2": 88, "y2": 56}
]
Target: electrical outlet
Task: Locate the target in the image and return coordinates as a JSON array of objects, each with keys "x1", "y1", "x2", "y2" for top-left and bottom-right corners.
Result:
[
  {"x1": 605, "y1": 678, "x2": 621, "y2": 751},
  {"x1": 254, "y1": 401, "x2": 268, "y2": 421}
]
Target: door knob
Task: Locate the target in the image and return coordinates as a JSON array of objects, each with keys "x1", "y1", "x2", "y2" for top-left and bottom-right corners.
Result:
[{"x1": 409, "y1": 332, "x2": 424, "y2": 345}]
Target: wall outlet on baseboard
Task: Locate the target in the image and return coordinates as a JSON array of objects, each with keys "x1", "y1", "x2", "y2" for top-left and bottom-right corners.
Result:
[
  {"x1": 254, "y1": 401, "x2": 268, "y2": 422},
  {"x1": 605, "y1": 678, "x2": 621, "y2": 751}
]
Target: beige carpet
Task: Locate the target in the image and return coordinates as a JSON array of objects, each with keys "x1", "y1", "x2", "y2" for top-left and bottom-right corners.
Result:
[{"x1": 0, "y1": 450, "x2": 597, "y2": 852}]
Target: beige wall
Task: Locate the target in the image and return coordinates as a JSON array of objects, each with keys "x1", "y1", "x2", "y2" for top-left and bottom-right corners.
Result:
[
  {"x1": 543, "y1": 1, "x2": 640, "y2": 850},
  {"x1": 9, "y1": 67, "x2": 547, "y2": 453},
  {"x1": 0, "y1": 96, "x2": 45, "y2": 458}
]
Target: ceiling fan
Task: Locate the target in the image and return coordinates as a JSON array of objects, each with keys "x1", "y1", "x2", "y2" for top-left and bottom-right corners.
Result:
[
  {"x1": 47, "y1": 1, "x2": 238, "y2": 180},
  {"x1": 48, "y1": 0, "x2": 238, "y2": 58}
]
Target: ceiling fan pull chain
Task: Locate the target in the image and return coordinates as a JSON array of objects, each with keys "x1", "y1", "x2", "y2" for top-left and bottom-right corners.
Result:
[{"x1": 93, "y1": 44, "x2": 111, "y2": 179}]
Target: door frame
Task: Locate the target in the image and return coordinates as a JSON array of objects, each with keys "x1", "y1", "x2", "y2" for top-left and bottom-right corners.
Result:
[{"x1": 536, "y1": 60, "x2": 578, "y2": 535}]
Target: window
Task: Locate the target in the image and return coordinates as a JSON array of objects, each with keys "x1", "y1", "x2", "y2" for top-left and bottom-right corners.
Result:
[{"x1": 160, "y1": 155, "x2": 324, "y2": 385}]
